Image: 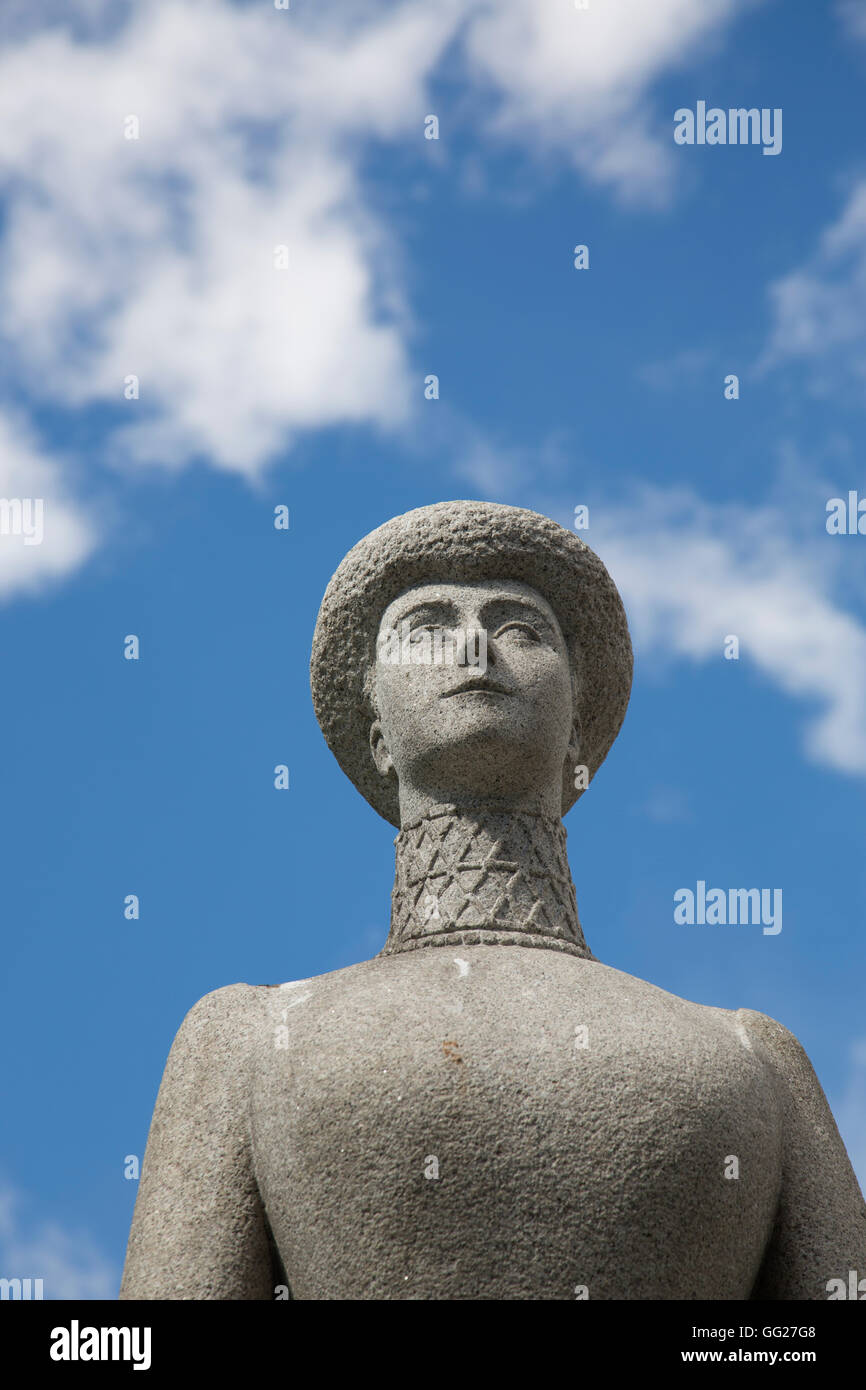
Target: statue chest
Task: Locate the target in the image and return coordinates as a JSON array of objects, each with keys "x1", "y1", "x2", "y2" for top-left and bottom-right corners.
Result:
[{"x1": 250, "y1": 951, "x2": 782, "y2": 1299}]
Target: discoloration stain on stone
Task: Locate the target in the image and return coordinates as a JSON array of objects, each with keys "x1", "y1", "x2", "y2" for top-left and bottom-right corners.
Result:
[{"x1": 280, "y1": 993, "x2": 312, "y2": 1018}]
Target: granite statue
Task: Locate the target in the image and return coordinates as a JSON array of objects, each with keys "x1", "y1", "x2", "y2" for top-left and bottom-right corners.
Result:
[{"x1": 120, "y1": 501, "x2": 866, "y2": 1299}]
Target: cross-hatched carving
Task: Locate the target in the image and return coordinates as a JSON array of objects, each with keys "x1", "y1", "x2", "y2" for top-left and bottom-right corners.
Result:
[{"x1": 382, "y1": 804, "x2": 590, "y2": 958}]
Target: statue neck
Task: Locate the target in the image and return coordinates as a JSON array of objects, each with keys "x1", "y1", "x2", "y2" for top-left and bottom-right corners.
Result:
[{"x1": 379, "y1": 803, "x2": 594, "y2": 960}]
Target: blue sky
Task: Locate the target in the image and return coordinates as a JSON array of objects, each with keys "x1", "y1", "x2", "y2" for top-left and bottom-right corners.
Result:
[{"x1": 1, "y1": 0, "x2": 865, "y2": 1296}]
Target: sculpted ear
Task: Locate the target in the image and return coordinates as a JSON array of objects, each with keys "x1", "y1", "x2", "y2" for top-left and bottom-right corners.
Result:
[{"x1": 370, "y1": 720, "x2": 395, "y2": 780}]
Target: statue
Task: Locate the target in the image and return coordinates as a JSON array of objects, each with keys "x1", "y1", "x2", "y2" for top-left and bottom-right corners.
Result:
[{"x1": 120, "y1": 500, "x2": 866, "y2": 1299}]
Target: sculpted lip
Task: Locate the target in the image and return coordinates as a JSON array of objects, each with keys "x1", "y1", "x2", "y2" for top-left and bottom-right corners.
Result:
[{"x1": 442, "y1": 680, "x2": 512, "y2": 698}]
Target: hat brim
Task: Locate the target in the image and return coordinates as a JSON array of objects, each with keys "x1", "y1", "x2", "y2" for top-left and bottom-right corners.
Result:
[{"x1": 310, "y1": 500, "x2": 632, "y2": 827}]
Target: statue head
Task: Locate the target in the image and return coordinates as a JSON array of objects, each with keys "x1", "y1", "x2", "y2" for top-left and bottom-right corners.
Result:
[
  {"x1": 310, "y1": 500, "x2": 633, "y2": 829},
  {"x1": 369, "y1": 577, "x2": 579, "y2": 822}
]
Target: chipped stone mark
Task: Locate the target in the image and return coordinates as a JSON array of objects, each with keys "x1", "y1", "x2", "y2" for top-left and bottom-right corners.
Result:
[{"x1": 279, "y1": 989, "x2": 313, "y2": 1021}]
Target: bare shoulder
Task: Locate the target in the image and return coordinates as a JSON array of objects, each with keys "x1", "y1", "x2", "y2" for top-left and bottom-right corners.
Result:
[
  {"x1": 730, "y1": 1006, "x2": 826, "y2": 1098},
  {"x1": 178, "y1": 981, "x2": 263, "y2": 1028},
  {"x1": 169, "y1": 981, "x2": 267, "y2": 1050},
  {"x1": 730, "y1": 1009, "x2": 866, "y2": 1295},
  {"x1": 732, "y1": 1004, "x2": 865, "y2": 1202},
  {"x1": 170, "y1": 967, "x2": 366, "y2": 1066},
  {"x1": 122, "y1": 982, "x2": 282, "y2": 1300},
  {"x1": 578, "y1": 959, "x2": 774, "y2": 1041},
  {"x1": 567, "y1": 965, "x2": 836, "y2": 1112}
]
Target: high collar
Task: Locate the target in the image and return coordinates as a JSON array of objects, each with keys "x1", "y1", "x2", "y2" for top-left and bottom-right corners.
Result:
[{"x1": 379, "y1": 803, "x2": 593, "y2": 960}]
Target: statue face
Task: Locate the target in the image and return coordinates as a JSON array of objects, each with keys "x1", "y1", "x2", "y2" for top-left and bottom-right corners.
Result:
[{"x1": 370, "y1": 578, "x2": 578, "y2": 820}]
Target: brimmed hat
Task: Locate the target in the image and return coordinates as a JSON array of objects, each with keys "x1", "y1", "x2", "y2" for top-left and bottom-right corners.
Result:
[{"x1": 310, "y1": 500, "x2": 632, "y2": 827}]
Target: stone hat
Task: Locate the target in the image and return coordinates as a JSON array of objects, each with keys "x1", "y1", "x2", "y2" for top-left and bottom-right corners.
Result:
[{"x1": 310, "y1": 500, "x2": 632, "y2": 827}]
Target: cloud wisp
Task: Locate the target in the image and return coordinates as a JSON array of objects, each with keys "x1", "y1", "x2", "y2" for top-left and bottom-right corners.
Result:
[
  {"x1": 589, "y1": 486, "x2": 866, "y2": 778},
  {"x1": 760, "y1": 181, "x2": 866, "y2": 396},
  {"x1": 0, "y1": 1179, "x2": 118, "y2": 1299},
  {"x1": 0, "y1": 0, "x2": 757, "y2": 596},
  {"x1": 0, "y1": 411, "x2": 96, "y2": 601}
]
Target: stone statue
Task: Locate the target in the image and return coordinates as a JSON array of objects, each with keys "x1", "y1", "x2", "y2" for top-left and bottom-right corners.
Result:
[{"x1": 120, "y1": 500, "x2": 866, "y2": 1300}]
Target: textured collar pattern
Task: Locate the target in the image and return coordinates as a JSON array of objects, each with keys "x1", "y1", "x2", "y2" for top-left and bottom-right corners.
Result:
[{"x1": 380, "y1": 804, "x2": 593, "y2": 960}]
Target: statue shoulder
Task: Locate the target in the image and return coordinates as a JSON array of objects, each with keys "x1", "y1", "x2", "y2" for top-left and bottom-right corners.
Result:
[
  {"x1": 729, "y1": 1006, "x2": 818, "y2": 1088},
  {"x1": 728, "y1": 1005, "x2": 846, "y2": 1136},
  {"x1": 162, "y1": 982, "x2": 272, "y2": 1088},
  {"x1": 122, "y1": 982, "x2": 277, "y2": 1300},
  {"x1": 171, "y1": 965, "x2": 373, "y2": 1061},
  {"x1": 177, "y1": 979, "x2": 268, "y2": 1028},
  {"x1": 731, "y1": 1009, "x2": 866, "y2": 1295}
]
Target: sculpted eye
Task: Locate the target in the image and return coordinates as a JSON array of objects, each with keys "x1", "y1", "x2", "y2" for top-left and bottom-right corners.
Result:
[{"x1": 493, "y1": 622, "x2": 542, "y2": 642}]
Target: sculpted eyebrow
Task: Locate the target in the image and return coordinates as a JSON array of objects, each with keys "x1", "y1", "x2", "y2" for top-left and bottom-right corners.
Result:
[
  {"x1": 393, "y1": 599, "x2": 460, "y2": 624},
  {"x1": 480, "y1": 598, "x2": 557, "y2": 632}
]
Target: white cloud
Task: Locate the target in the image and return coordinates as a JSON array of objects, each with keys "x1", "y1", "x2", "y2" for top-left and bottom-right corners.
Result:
[
  {"x1": 760, "y1": 181, "x2": 866, "y2": 393},
  {"x1": 455, "y1": 425, "x2": 572, "y2": 495},
  {"x1": 579, "y1": 484, "x2": 866, "y2": 777},
  {"x1": 638, "y1": 786, "x2": 692, "y2": 823},
  {"x1": 0, "y1": 1179, "x2": 118, "y2": 1299},
  {"x1": 0, "y1": 0, "x2": 757, "y2": 482},
  {"x1": 0, "y1": 0, "x2": 130, "y2": 41},
  {"x1": 0, "y1": 0, "x2": 458, "y2": 477},
  {"x1": 461, "y1": 0, "x2": 757, "y2": 205},
  {"x1": 0, "y1": 0, "x2": 764, "y2": 596},
  {"x1": 837, "y1": 0, "x2": 866, "y2": 43},
  {"x1": 0, "y1": 411, "x2": 96, "y2": 601},
  {"x1": 636, "y1": 347, "x2": 713, "y2": 391},
  {"x1": 453, "y1": 436, "x2": 866, "y2": 781}
]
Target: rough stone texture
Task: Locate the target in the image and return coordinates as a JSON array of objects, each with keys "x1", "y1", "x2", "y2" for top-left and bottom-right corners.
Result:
[
  {"x1": 120, "y1": 500, "x2": 866, "y2": 1300},
  {"x1": 382, "y1": 803, "x2": 591, "y2": 959},
  {"x1": 120, "y1": 984, "x2": 273, "y2": 1300},
  {"x1": 120, "y1": 958, "x2": 866, "y2": 1300},
  {"x1": 310, "y1": 500, "x2": 633, "y2": 827}
]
